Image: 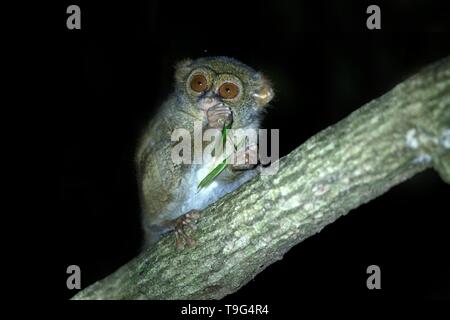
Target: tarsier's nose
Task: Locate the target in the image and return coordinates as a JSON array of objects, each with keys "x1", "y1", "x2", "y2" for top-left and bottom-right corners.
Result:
[
  {"x1": 198, "y1": 93, "x2": 221, "y2": 112},
  {"x1": 202, "y1": 96, "x2": 215, "y2": 104},
  {"x1": 201, "y1": 90, "x2": 218, "y2": 102}
]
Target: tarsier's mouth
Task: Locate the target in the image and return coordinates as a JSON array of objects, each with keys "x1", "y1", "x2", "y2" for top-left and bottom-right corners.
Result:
[{"x1": 198, "y1": 98, "x2": 225, "y2": 116}]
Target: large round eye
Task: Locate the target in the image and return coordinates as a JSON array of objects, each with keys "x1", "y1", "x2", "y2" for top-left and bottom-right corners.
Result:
[
  {"x1": 218, "y1": 82, "x2": 239, "y2": 99},
  {"x1": 190, "y1": 74, "x2": 209, "y2": 92}
]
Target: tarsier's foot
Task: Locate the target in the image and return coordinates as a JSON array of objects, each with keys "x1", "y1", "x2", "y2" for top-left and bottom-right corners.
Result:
[
  {"x1": 207, "y1": 103, "x2": 233, "y2": 128},
  {"x1": 174, "y1": 210, "x2": 201, "y2": 250},
  {"x1": 232, "y1": 143, "x2": 258, "y2": 170}
]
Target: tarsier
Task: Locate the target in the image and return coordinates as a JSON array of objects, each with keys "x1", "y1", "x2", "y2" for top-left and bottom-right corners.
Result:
[{"x1": 136, "y1": 57, "x2": 274, "y2": 249}]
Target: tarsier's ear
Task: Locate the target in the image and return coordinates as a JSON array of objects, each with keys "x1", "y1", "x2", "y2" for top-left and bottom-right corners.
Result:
[
  {"x1": 252, "y1": 73, "x2": 274, "y2": 107},
  {"x1": 175, "y1": 59, "x2": 193, "y2": 83}
]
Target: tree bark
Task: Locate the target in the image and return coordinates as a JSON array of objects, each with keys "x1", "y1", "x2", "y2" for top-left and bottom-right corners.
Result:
[{"x1": 73, "y1": 57, "x2": 450, "y2": 300}]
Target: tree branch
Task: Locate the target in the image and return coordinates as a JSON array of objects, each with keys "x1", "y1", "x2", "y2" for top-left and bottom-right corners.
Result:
[{"x1": 73, "y1": 57, "x2": 450, "y2": 300}]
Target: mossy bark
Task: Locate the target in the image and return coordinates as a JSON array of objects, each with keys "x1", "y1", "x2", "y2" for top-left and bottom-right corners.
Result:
[{"x1": 73, "y1": 57, "x2": 450, "y2": 300}]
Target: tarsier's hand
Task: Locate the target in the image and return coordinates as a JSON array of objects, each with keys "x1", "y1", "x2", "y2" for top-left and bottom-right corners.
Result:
[
  {"x1": 207, "y1": 103, "x2": 233, "y2": 128},
  {"x1": 232, "y1": 143, "x2": 258, "y2": 170}
]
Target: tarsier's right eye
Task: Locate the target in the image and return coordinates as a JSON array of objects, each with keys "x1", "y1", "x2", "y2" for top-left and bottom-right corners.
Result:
[{"x1": 190, "y1": 74, "x2": 209, "y2": 92}]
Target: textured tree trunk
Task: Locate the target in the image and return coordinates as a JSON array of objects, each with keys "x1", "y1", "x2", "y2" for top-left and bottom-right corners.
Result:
[{"x1": 73, "y1": 57, "x2": 450, "y2": 300}]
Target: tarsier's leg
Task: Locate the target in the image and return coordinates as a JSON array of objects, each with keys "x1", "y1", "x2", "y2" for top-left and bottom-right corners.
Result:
[
  {"x1": 207, "y1": 103, "x2": 233, "y2": 128},
  {"x1": 158, "y1": 210, "x2": 200, "y2": 250},
  {"x1": 171, "y1": 210, "x2": 201, "y2": 250}
]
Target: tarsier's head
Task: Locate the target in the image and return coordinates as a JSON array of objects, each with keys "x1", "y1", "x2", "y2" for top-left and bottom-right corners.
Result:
[{"x1": 174, "y1": 56, "x2": 274, "y2": 128}]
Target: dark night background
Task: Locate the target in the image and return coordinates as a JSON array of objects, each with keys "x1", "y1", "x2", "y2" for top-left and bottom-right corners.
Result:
[{"x1": 56, "y1": 0, "x2": 450, "y2": 303}]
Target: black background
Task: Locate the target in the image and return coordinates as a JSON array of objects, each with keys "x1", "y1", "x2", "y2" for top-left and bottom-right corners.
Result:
[{"x1": 57, "y1": 0, "x2": 450, "y2": 303}]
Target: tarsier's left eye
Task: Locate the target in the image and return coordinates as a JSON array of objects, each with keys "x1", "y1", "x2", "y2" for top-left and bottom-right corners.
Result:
[
  {"x1": 218, "y1": 82, "x2": 239, "y2": 99},
  {"x1": 190, "y1": 74, "x2": 209, "y2": 92}
]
